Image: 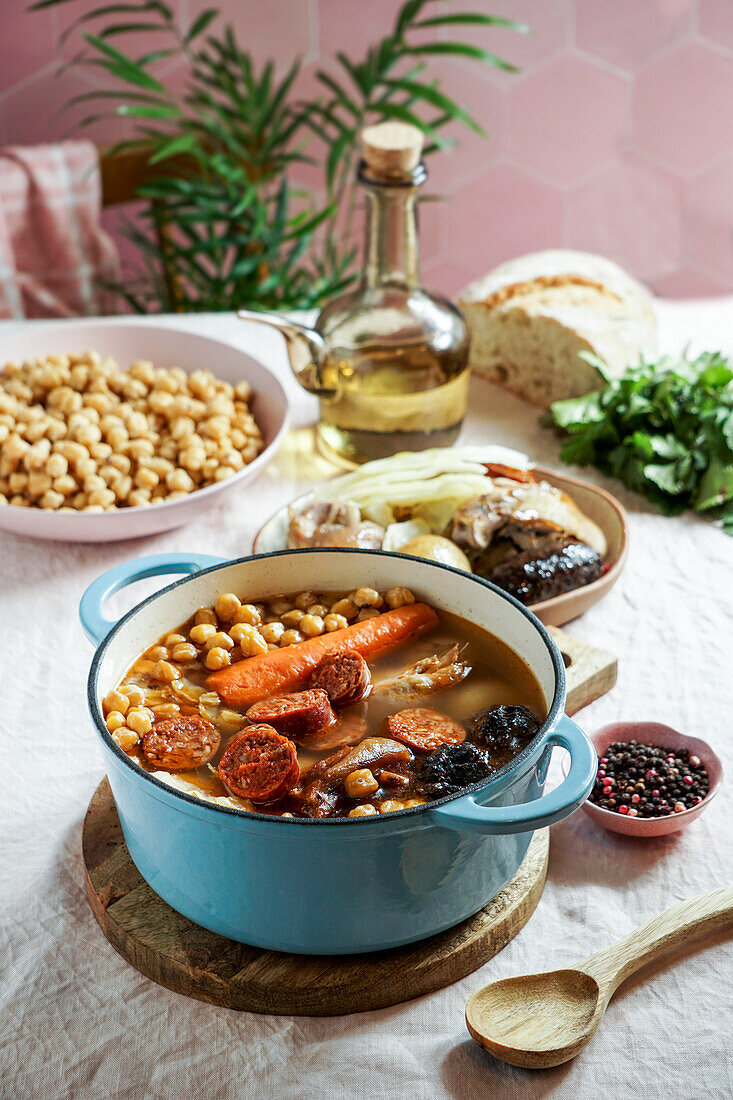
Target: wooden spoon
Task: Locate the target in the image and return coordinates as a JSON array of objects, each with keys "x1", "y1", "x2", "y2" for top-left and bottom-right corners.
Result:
[{"x1": 466, "y1": 886, "x2": 733, "y2": 1069}]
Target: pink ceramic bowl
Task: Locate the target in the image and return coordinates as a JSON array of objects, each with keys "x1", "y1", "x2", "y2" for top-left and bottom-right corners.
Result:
[
  {"x1": 565, "y1": 721, "x2": 723, "y2": 837},
  {"x1": 0, "y1": 319, "x2": 290, "y2": 542}
]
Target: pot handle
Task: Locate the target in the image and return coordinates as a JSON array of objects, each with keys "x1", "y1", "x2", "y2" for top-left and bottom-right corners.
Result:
[
  {"x1": 79, "y1": 552, "x2": 225, "y2": 647},
  {"x1": 428, "y1": 714, "x2": 596, "y2": 835}
]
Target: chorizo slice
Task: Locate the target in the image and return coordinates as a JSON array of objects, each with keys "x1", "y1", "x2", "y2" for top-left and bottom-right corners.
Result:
[
  {"x1": 386, "y1": 708, "x2": 466, "y2": 753},
  {"x1": 310, "y1": 651, "x2": 373, "y2": 708},
  {"x1": 141, "y1": 714, "x2": 220, "y2": 772},
  {"x1": 218, "y1": 725, "x2": 300, "y2": 803},
  {"x1": 245, "y1": 688, "x2": 336, "y2": 741}
]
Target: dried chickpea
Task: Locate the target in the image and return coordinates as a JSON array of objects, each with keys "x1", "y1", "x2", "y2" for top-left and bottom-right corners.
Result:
[
  {"x1": 40, "y1": 489, "x2": 64, "y2": 510},
  {"x1": 153, "y1": 660, "x2": 178, "y2": 683},
  {"x1": 215, "y1": 592, "x2": 241, "y2": 621},
  {"x1": 323, "y1": 613, "x2": 348, "y2": 633},
  {"x1": 281, "y1": 609, "x2": 304, "y2": 628},
  {"x1": 205, "y1": 646, "x2": 231, "y2": 671},
  {"x1": 331, "y1": 597, "x2": 358, "y2": 620},
  {"x1": 357, "y1": 607, "x2": 381, "y2": 621},
  {"x1": 299, "y1": 614, "x2": 325, "y2": 637},
  {"x1": 344, "y1": 769, "x2": 379, "y2": 798},
  {"x1": 171, "y1": 643, "x2": 198, "y2": 663},
  {"x1": 403, "y1": 798, "x2": 426, "y2": 808},
  {"x1": 103, "y1": 690, "x2": 129, "y2": 716},
  {"x1": 190, "y1": 622, "x2": 217, "y2": 645},
  {"x1": 206, "y1": 631, "x2": 234, "y2": 651},
  {"x1": 112, "y1": 728, "x2": 139, "y2": 752},
  {"x1": 279, "y1": 629, "x2": 303, "y2": 647},
  {"x1": 260, "y1": 621, "x2": 285, "y2": 645},
  {"x1": 105, "y1": 710, "x2": 126, "y2": 733},
  {"x1": 353, "y1": 587, "x2": 382, "y2": 608},
  {"x1": 126, "y1": 708, "x2": 153, "y2": 736},
  {"x1": 379, "y1": 800, "x2": 405, "y2": 814},
  {"x1": 164, "y1": 633, "x2": 186, "y2": 647},
  {"x1": 348, "y1": 804, "x2": 378, "y2": 818},
  {"x1": 385, "y1": 586, "x2": 415, "y2": 609},
  {"x1": 233, "y1": 603, "x2": 261, "y2": 626}
]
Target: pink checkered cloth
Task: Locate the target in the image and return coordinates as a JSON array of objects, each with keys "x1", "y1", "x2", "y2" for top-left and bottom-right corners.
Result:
[{"x1": 0, "y1": 140, "x2": 120, "y2": 319}]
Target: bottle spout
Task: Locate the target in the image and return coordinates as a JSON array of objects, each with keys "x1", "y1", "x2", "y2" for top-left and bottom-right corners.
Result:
[{"x1": 237, "y1": 309, "x2": 337, "y2": 398}]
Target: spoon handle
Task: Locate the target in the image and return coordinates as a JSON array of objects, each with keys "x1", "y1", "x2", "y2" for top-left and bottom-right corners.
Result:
[{"x1": 580, "y1": 886, "x2": 733, "y2": 993}]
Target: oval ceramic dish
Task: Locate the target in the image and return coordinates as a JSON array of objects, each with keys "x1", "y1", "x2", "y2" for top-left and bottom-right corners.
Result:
[
  {"x1": 567, "y1": 722, "x2": 723, "y2": 838},
  {"x1": 80, "y1": 548, "x2": 597, "y2": 954},
  {"x1": 253, "y1": 465, "x2": 628, "y2": 627},
  {"x1": 0, "y1": 319, "x2": 289, "y2": 542}
]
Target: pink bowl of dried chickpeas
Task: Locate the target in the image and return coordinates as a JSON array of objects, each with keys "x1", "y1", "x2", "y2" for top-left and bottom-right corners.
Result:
[{"x1": 0, "y1": 318, "x2": 289, "y2": 542}]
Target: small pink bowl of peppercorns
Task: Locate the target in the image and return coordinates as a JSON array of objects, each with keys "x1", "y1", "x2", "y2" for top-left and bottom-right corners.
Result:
[{"x1": 577, "y1": 722, "x2": 723, "y2": 837}]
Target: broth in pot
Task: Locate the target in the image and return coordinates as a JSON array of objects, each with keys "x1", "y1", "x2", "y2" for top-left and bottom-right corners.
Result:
[{"x1": 103, "y1": 585, "x2": 546, "y2": 819}]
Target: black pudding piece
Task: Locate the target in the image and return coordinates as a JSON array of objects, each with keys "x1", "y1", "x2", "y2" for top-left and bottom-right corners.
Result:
[
  {"x1": 418, "y1": 742, "x2": 494, "y2": 798},
  {"x1": 488, "y1": 537, "x2": 603, "y2": 605},
  {"x1": 472, "y1": 705, "x2": 542, "y2": 755}
]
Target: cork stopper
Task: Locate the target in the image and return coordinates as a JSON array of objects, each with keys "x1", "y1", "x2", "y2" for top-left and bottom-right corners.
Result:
[{"x1": 360, "y1": 121, "x2": 425, "y2": 180}]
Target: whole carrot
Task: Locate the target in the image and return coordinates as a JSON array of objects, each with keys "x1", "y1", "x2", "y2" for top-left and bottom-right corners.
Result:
[{"x1": 207, "y1": 602, "x2": 439, "y2": 709}]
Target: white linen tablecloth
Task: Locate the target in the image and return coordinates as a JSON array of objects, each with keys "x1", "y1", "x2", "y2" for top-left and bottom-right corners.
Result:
[{"x1": 0, "y1": 304, "x2": 731, "y2": 1100}]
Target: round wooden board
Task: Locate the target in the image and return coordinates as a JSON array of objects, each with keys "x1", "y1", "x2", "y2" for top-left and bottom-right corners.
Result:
[{"x1": 83, "y1": 779, "x2": 549, "y2": 1016}]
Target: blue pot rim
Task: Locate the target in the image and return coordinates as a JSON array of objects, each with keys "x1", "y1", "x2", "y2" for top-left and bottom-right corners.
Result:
[{"x1": 87, "y1": 547, "x2": 566, "y2": 828}]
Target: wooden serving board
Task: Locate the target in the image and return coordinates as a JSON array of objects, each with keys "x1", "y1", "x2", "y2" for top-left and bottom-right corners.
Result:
[
  {"x1": 82, "y1": 631, "x2": 614, "y2": 1015},
  {"x1": 83, "y1": 780, "x2": 549, "y2": 1016},
  {"x1": 548, "y1": 626, "x2": 617, "y2": 716}
]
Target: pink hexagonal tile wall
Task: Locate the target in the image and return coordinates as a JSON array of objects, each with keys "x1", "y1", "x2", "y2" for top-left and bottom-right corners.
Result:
[
  {"x1": 576, "y1": 0, "x2": 691, "y2": 73},
  {"x1": 565, "y1": 157, "x2": 682, "y2": 280},
  {"x1": 684, "y1": 160, "x2": 733, "y2": 281},
  {"x1": 634, "y1": 42, "x2": 733, "y2": 171},
  {"x1": 697, "y1": 0, "x2": 733, "y2": 55},
  {"x1": 508, "y1": 57, "x2": 630, "y2": 185},
  {"x1": 444, "y1": 166, "x2": 563, "y2": 273},
  {"x1": 6, "y1": 1, "x2": 733, "y2": 302}
]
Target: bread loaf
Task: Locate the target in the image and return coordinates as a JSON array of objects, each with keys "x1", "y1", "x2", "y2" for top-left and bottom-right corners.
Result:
[{"x1": 458, "y1": 250, "x2": 657, "y2": 407}]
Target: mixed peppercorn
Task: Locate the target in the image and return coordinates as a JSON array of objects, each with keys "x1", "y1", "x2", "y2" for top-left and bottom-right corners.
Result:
[{"x1": 589, "y1": 740, "x2": 709, "y2": 818}]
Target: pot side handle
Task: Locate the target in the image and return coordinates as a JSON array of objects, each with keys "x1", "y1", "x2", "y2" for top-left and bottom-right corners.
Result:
[
  {"x1": 79, "y1": 552, "x2": 225, "y2": 647},
  {"x1": 428, "y1": 715, "x2": 597, "y2": 835}
]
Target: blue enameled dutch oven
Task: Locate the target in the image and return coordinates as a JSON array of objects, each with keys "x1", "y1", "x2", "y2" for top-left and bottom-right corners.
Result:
[{"x1": 80, "y1": 549, "x2": 596, "y2": 955}]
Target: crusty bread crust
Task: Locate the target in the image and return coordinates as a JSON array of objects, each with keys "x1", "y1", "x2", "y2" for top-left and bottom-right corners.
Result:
[{"x1": 458, "y1": 250, "x2": 657, "y2": 407}]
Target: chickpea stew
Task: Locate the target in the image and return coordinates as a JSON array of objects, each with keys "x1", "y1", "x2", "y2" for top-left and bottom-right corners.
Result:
[{"x1": 105, "y1": 586, "x2": 547, "y2": 819}]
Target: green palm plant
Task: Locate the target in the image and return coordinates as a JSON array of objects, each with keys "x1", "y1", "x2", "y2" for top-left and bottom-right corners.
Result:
[{"x1": 31, "y1": 0, "x2": 527, "y2": 312}]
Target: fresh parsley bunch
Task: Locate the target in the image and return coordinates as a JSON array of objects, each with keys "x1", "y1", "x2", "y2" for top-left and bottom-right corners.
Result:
[{"x1": 549, "y1": 351, "x2": 733, "y2": 533}]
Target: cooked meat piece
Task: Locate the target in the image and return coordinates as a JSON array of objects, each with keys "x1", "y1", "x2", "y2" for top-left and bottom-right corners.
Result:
[
  {"x1": 288, "y1": 501, "x2": 360, "y2": 544},
  {"x1": 288, "y1": 501, "x2": 385, "y2": 550},
  {"x1": 487, "y1": 535, "x2": 603, "y2": 604},
  {"x1": 447, "y1": 481, "x2": 607, "y2": 557},
  {"x1": 418, "y1": 742, "x2": 494, "y2": 797},
  {"x1": 472, "y1": 705, "x2": 542, "y2": 755},
  {"x1": 289, "y1": 736, "x2": 413, "y2": 818},
  {"x1": 446, "y1": 494, "x2": 509, "y2": 551},
  {"x1": 246, "y1": 689, "x2": 336, "y2": 742},
  {"x1": 499, "y1": 515, "x2": 567, "y2": 551}
]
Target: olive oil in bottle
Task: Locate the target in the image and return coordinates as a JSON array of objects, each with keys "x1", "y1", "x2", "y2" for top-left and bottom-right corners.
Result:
[{"x1": 314, "y1": 121, "x2": 470, "y2": 465}]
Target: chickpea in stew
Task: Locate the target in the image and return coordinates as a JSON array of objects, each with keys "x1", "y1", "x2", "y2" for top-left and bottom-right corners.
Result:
[{"x1": 105, "y1": 586, "x2": 546, "y2": 818}]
